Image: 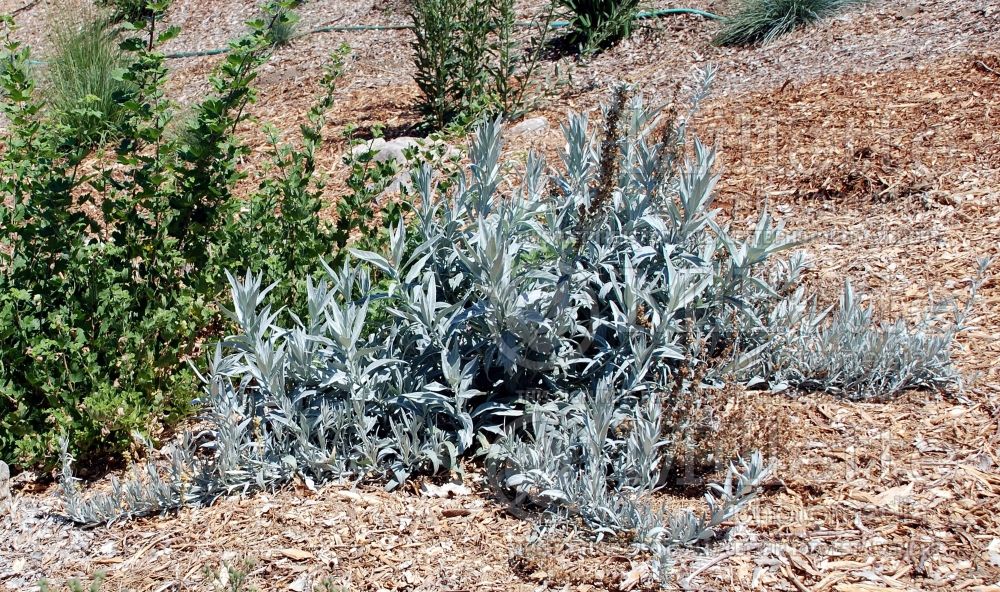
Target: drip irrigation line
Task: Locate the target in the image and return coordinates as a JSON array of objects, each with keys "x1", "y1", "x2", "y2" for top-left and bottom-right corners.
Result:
[
  {"x1": 18, "y1": 8, "x2": 722, "y2": 63},
  {"x1": 12, "y1": 0, "x2": 40, "y2": 17},
  {"x1": 639, "y1": 7, "x2": 723, "y2": 21},
  {"x1": 162, "y1": 8, "x2": 722, "y2": 59},
  {"x1": 165, "y1": 47, "x2": 232, "y2": 58}
]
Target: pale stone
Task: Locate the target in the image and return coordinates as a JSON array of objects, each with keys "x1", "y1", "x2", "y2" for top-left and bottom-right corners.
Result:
[
  {"x1": 373, "y1": 137, "x2": 422, "y2": 165},
  {"x1": 350, "y1": 137, "x2": 421, "y2": 165},
  {"x1": 349, "y1": 136, "x2": 461, "y2": 197},
  {"x1": 509, "y1": 117, "x2": 548, "y2": 136},
  {"x1": 349, "y1": 137, "x2": 387, "y2": 157}
]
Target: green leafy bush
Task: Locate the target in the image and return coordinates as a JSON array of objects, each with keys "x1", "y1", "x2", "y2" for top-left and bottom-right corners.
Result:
[
  {"x1": 262, "y1": 0, "x2": 299, "y2": 47},
  {"x1": 95, "y1": 0, "x2": 153, "y2": 23},
  {"x1": 556, "y1": 0, "x2": 640, "y2": 53},
  {"x1": 713, "y1": 0, "x2": 863, "y2": 46},
  {"x1": 218, "y1": 44, "x2": 353, "y2": 311},
  {"x1": 0, "y1": 4, "x2": 376, "y2": 469},
  {"x1": 332, "y1": 130, "x2": 406, "y2": 263},
  {"x1": 410, "y1": 0, "x2": 552, "y2": 129}
]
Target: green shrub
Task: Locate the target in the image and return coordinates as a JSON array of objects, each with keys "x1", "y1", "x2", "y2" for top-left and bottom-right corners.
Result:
[
  {"x1": 410, "y1": 0, "x2": 478, "y2": 127},
  {"x1": 333, "y1": 131, "x2": 405, "y2": 262},
  {"x1": 0, "y1": 4, "x2": 376, "y2": 469},
  {"x1": 262, "y1": 0, "x2": 299, "y2": 47},
  {"x1": 713, "y1": 0, "x2": 863, "y2": 46},
  {"x1": 218, "y1": 44, "x2": 354, "y2": 312},
  {"x1": 95, "y1": 0, "x2": 153, "y2": 23},
  {"x1": 556, "y1": 0, "x2": 640, "y2": 53},
  {"x1": 46, "y1": 14, "x2": 132, "y2": 143},
  {"x1": 410, "y1": 0, "x2": 552, "y2": 129}
]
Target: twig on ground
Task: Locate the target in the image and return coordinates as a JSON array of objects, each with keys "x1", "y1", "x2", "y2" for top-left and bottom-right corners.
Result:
[
  {"x1": 975, "y1": 60, "x2": 999, "y2": 77},
  {"x1": 781, "y1": 564, "x2": 812, "y2": 592},
  {"x1": 681, "y1": 543, "x2": 761, "y2": 590}
]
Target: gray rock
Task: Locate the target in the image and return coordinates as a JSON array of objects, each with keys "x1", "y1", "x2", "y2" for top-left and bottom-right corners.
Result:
[
  {"x1": 349, "y1": 137, "x2": 387, "y2": 158},
  {"x1": 374, "y1": 137, "x2": 422, "y2": 165},
  {"x1": 349, "y1": 137, "x2": 421, "y2": 166},
  {"x1": 896, "y1": 3, "x2": 920, "y2": 18},
  {"x1": 349, "y1": 137, "x2": 461, "y2": 197},
  {"x1": 347, "y1": 138, "x2": 419, "y2": 197},
  {"x1": 509, "y1": 117, "x2": 548, "y2": 136}
]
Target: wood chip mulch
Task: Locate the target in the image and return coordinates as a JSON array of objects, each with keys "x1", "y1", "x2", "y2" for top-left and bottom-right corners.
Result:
[{"x1": 1, "y1": 0, "x2": 999, "y2": 590}]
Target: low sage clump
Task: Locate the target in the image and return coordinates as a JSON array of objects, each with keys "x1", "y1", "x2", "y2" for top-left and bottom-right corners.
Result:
[
  {"x1": 60, "y1": 71, "x2": 973, "y2": 578},
  {"x1": 751, "y1": 277, "x2": 980, "y2": 400}
]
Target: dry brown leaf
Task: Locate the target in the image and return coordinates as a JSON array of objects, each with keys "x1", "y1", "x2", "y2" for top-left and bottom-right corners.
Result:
[
  {"x1": 619, "y1": 562, "x2": 650, "y2": 591},
  {"x1": 441, "y1": 508, "x2": 472, "y2": 518},
  {"x1": 871, "y1": 483, "x2": 914, "y2": 507}
]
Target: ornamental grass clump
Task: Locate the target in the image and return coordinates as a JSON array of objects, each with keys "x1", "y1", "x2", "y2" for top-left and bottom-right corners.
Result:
[
  {"x1": 714, "y1": 0, "x2": 865, "y2": 46},
  {"x1": 46, "y1": 12, "x2": 132, "y2": 143}
]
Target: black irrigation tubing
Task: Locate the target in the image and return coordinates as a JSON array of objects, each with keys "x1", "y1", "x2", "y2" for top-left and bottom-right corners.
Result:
[
  {"x1": 19, "y1": 8, "x2": 721, "y2": 64},
  {"x1": 162, "y1": 8, "x2": 722, "y2": 59}
]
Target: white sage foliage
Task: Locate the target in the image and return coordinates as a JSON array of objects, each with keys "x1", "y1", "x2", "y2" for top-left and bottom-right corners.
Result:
[
  {"x1": 61, "y1": 73, "x2": 971, "y2": 572},
  {"x1": 752, "y1": 274, "x2": 982, "y2": 400}
]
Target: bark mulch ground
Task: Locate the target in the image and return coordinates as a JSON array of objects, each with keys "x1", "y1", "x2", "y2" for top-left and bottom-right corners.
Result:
[{"x1": 1, "y1": 0, "x2": 998, "y2": 589}]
